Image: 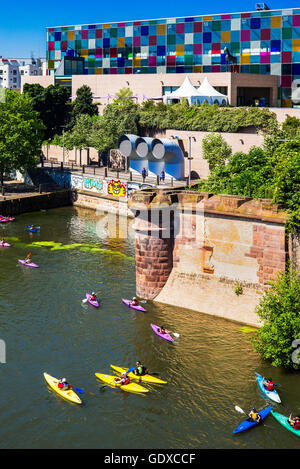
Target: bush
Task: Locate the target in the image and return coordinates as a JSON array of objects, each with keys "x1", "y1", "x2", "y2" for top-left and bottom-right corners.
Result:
[{"x1": 252, "y1": 267, "x2": 300, "y2": 369}]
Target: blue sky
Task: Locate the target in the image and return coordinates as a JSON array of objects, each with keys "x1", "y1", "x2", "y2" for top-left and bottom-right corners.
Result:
[{"x1": 0, "y1": 0, "x2": 299, "y2": 58}]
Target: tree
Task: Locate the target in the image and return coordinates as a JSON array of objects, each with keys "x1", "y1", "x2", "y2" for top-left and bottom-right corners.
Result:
[
  {"x1": 202, "y1": 133, "x2": 232, "y2": 169},
  {"x1": 252, "y1": 267, "x2": 300, "y2": 369},
  {"x1": 113, "y1": 87, "x2": 134, "y2": 106},
  {"x1": 23, "y1": 83, "x2": 71, "y2": 139},
  {"x1": 69, "y1": 85, "x2": 98, "y2": 127},
  {"x1": 0, "y1": 89, "x2": 44, "y2": 185}
]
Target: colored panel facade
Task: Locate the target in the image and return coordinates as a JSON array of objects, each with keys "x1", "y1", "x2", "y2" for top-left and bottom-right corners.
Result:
[{"x1": 47, "y1": 8, "x2": 300, "y2": 106}]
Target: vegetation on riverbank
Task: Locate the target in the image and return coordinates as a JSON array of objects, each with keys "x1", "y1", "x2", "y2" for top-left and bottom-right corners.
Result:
[{"x1": 252, "y1": 267, "x2": 300, "y2": 370}]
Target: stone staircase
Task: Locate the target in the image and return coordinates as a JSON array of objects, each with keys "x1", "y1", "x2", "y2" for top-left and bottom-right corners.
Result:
[{"x1": 27, "y1": 168, "x2": 62, "y2": 192}]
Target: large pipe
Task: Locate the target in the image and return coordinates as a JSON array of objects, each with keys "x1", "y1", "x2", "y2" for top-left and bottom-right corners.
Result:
[
  {"x1": 151, "y1": 138, "x2": 184, "y2": 180},
  {"x1": 135, "y1": 137, "x2": 164, "y2": 176},
  {"x1": 118, "y1": 134, "x2": 148, "y2": 174}
]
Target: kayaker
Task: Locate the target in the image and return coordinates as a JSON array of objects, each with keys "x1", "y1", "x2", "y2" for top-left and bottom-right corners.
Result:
[
  {"x1": 24, "y1": 253, "x2": 32, "y2": 264},
  {"x1": 90, "y1": 292, "x2": 97, "y2": 302},
  {"x1": 288, "y1": 414, "x2": 300, "y2": 430},
  {"x1": 114, "y1": 372, "x2": 130, "y2": 385},
  {"x1": 134, "y1": 361, "x2": 149, "y2": 376},
  {"x1": 248, "y1": 407, "x2": 261, "y2": 423},
  {"x1": 1, "y1": 238, "x2": 5, "y2": 245},
  {"x1": 158, "y1": 326, "x2": 167, "y2": 335},
  {"x1": 58, "y1": 378, "x2": 72, "y2": 390},
  {"x1": 262, "y1": 377, "x2": 275, "y2": 391},
  {"x1": 131, "y1": 297, "x2": 139, "y2": 306}
]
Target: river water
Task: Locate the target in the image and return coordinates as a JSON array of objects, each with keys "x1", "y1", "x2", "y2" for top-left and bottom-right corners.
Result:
[{"x1": 0, "y1": 207, "x2": 299, "y2": 449}]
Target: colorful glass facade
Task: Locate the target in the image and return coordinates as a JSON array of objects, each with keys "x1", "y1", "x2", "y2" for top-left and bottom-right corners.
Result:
[{"x1": 47, "y1": 8, "x2": 300, "y2": 106}]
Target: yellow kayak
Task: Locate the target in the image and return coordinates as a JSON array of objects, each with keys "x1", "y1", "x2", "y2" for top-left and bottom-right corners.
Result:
[
  {"x1": 95, "y1": 373, "x2": 149, "y2": 393},
  {"x1": 44, "y1": 372, "x2": 82, "y2": 405},
  {"x1": 110, "y1": 365, "x2": 167, "y2": 385}
]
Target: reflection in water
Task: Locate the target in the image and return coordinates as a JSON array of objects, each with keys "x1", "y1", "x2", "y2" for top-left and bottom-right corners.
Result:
[{"x1": 0, "y1": 207, "x2": 299, "y2": 449}]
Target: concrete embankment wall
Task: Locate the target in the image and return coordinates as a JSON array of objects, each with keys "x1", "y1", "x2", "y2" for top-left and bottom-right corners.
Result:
[
  {"x1": 129, "y1": 190, "x2": 288, "y2": 326},
  {"x1": 0, "y1": 190, "x2": 72, "y2": 216}
]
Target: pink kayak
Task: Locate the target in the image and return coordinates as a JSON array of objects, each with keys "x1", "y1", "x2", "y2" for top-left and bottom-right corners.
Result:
[
  {"x1": 0, "y1": 243, "x2": 11, "y2": 247},
  {"x1": 122, "y1": 298, "x2": 146, "y2": 312},
  {"x1": 86, "y1": 293, "x2": 99, "y2": 308},
  {"x1": 0, "y1": 218, "x2": 10, "y2": 223},
  {"x1": 151, "y1": 323, "x2": 174, "y2": 342},
  {"x1": 18, "y1": 259, "x2": 39, "y2": 268}
]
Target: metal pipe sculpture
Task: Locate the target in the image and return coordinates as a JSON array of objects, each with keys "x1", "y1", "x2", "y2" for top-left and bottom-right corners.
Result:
[
  {"x1": 135, "y1": 137, "x2": 164, "y2": 176},
  {"x1": 118, "y1": 134, "x2": 148, "y2": 174},
  {"x1": 151, "y1": 138, "x2": 184, "y2": 180}
]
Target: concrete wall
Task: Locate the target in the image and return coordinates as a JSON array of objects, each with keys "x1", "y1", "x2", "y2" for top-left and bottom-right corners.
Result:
[
  {"x1": 0, "y1": 190, "x2": 71, "y2": 216},
  {"x1": 130, "y1": 190, "x2": 288, "y2": 326}
]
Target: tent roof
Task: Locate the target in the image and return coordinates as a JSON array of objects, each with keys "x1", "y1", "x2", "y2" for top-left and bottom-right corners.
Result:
[
  {"x1": 197, "y1": 77, "x2": 227, "y2": 98},
  {"x1": 164, "y1": 76, "x2": 203, "y2": 99}
]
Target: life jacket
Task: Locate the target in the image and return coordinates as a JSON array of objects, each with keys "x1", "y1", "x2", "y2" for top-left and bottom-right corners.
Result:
[
  {"x1": 122, "y1": 376, "x2": 130, "y2": 385},
  {"x1": 267, "y1": 381, "x2": 274, "y2": 391},
  {"x1": 137, "y1": 365, "x2": 146, "y2": 376},
  {"x1": 251, "y1": 412, "x2": 259, "y2": 421},
  {"x1": 294, "y1": 420, "x2": 300, "y2": 430}
]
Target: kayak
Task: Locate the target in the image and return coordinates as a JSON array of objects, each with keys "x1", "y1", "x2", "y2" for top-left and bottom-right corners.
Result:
[
  {"x1": 86, "y1": 293, "x2": 99, "y2": 308},
  {"x1": 110, "y1": 365, "x2": 167, "y2": 385},
  {"x1": 26, "y1": 226, "x2": 40, "y2": 233},
  {"x1": 95, "y1": 373, "x2": 149, "y2": 393},
  {"x1": 122, "y1": 298, "x2": 146, "y2": 312},
  {"x1": 0, "y1": 243, "x2": 11, "y2": 247},
  {"x1": 255, "y1": 372, "x2": 281, "y2": 403},
  {"x1": 0, "y1": 218, "x2": 10, "y2": 223},
  {"x1": 151, "y1": 323, "x2": 174, "y2": 342},
  {"x1": 233, "y1": 406, "x2": 273, "y2": 434},
  {"x1": 271, "y1": 410, "x2": 300, "y2": 437},
  {"x1": 43, "y1": 372, "x2": 82, "y2": 405},
  {"x1": 18, "y1": 259, "x2": 39, "y2": 268}
]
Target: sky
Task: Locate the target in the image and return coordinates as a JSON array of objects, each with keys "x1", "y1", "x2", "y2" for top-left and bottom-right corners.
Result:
[{"x1": 0, "y1": 0, "x2": 299, "y2": 58}]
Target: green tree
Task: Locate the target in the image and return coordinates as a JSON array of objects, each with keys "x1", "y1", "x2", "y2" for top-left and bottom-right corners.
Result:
[
  {"x1": 70, "y1": 85, "x2": 98, "y2": 127},
  {"x1": 282, "y1": 115, "x2": 300, "y2": 137},
  {"x1": 202, "y1": 133, "x2": 232, "y2": 169},
  {"x1": 113, "y1": 87, "x2": 134, "y2": 106},
  {"x1": 252, "y1": 267, "x2": 300, "y2": 369},
  {"x1": 0, "y1": 89, "x2": 44, "y2": 185},
  {"x1": 23, "y1": 83, "x2": 70, "y2": 139}
]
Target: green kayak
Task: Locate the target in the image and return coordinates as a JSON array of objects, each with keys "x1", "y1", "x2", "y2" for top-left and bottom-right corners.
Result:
[{"x1": 271, "y1": 410, "x2": 300, "y2": 437}]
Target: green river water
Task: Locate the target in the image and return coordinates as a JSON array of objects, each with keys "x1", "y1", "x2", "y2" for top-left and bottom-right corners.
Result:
[{"x1": 0, "y1": 206, "x2": 299, "y2": 449}]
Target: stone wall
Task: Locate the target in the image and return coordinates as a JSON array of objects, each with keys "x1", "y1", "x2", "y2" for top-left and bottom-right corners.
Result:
[
  {"x1": 130, "y1": 189, "x2": 288, "y2": 326},
  {"x1": 0, "y1": 190, "x2": 72, "y2": 216}
]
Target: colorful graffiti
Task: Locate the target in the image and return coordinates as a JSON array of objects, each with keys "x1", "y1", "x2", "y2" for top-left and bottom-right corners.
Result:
[
  {"x1": 84, "y1": 177, "x2": 103, "y2": 192},
  {"x1": 107, "y1": 180, "x2": 127, "y2": 197}
]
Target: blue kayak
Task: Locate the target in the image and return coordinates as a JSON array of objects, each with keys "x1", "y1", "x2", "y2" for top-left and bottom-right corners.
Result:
[
  {"x1": 233, "y1": 406, "x2": 273, "y2": 434},
  {"x1": 26, "y1": 226, "x2": 40, "y2": 233},
  {"x1": 255, "y1": 372, "x2": 281, "y2": 403}
]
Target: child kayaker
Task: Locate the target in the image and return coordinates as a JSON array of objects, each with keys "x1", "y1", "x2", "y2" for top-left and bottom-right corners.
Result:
[
  {"x1": 1, "y1": 238, "x2": 5, "y2": 246},
  {"x1": 262, "y1": 377, "x2": 275, "y2": 391},
  {"x1": 58, "y1": 378, "x2": 72, "y2": 390},
  {"x1": 24, "y1": 253, "x2": 32, "y2": 264},
  {"x1": 90, "y1": 292, "x2": 97, "y2": 302},
  {"x1": 248, "y1": 407, "x2": 261, "y2": 423},
  {"x1": 114, "y1": 372, "x2": 130, "y2": 385},
  {"x1": 158, "y1": 326, "x2": 168, "y2": 335},
  {"x1": 134, "y1": 361, "x2": 149, "y2": 376},
  {"x1": 131, "y1": 297, "x2": 139, "y2": 306},
  {"x1": 288, "y1": 414, "x2": 300, "y2": 430}
]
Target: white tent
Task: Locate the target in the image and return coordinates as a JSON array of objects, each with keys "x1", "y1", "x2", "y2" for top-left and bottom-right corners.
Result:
[
  {"x1": 197, "y1": 77, "x2": 228, "y2": 105},
  {"x1": 162, "y1": 76, "x2": 228, "y2": 106},
  {"x1": 163, "y1": 76, "x2": 203, "y2": 105}
]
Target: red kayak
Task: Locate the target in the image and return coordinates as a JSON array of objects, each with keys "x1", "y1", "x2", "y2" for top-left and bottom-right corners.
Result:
[
  {"x1": 86, "y1": 293, "x2": 99, "y2": 308},
  {"x1": 122, "y1": 298, "x2": 146, "y2": 312}
]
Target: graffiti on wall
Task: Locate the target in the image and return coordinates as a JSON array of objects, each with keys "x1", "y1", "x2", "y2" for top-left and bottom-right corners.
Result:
[
  {"x1": 84, "y1": 177, "x2": 103, "y2": 192},
  {"x1": 107, "y1": 179, "x2": 127, "y2": 197}
]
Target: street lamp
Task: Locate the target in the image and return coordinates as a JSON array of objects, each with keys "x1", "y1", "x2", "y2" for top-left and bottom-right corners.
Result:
[{"x1": 61, "y1": 125, "x2": 66, "y2": 165}]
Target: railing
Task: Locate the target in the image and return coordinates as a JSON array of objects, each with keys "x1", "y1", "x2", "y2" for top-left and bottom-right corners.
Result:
[{"x1": 40, "y1": 161, "x2": 185, "y2": 187}]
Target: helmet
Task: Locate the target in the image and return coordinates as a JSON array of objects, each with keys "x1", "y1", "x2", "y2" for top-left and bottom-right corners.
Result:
[
  {"x1": 92, "y1": 292, "x2": 96, "y2": 295},
  {"x1": 133, "y1": 297, "x2": 136, "y2": 300},
  {"x1": 121, "y1": 372, "x2": 127, "y2": 376},
  {"x1": 62, "y1": 378, "x2": 67, "y2": 383},
  {"x1": 251, "y1": 407, "x2": 256, "y2": 411}
]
